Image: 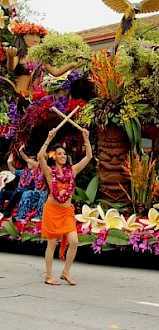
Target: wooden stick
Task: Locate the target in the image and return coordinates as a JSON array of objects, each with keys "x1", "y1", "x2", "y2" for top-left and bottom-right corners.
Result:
[
  {"x1": 52, "y1": 106, "x2": 83, "y2": 132},
  {"x1": 55, "y1": 106, "x2": 80, "y2": 131}
]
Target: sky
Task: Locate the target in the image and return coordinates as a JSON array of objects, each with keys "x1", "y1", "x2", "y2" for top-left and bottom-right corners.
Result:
[{"x1": 27, "y1": 0, "x2": 159, "y2": 33}]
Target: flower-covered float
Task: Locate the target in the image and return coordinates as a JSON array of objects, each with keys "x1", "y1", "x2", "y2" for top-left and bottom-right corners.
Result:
[{"x1": 1, "y1": 2, "x2": 159, "y2": 258}]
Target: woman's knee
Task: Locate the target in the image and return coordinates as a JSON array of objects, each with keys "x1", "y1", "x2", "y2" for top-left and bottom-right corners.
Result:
[
  {"x1": 68, "y1": 233, "x2": 78, "y2": 249},
  {"x1": 47, "y1": 239, "x2": 57, "y2": 250}
]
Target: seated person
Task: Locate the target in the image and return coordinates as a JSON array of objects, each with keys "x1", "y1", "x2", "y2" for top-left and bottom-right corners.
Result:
[
  {"x1": 16, "y1": 145, "x2": 48, "y2": 222},
  {"x1": 0, "y1": 153, "x2": 36, "y2": 219}
]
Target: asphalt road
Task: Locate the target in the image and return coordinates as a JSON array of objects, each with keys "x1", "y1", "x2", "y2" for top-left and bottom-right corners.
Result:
[{"x1": 0, "y1": 252, "x2": 159, "y2": 330}]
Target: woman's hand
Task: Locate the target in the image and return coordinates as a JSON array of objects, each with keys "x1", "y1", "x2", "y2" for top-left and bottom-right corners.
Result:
[
  {"x1": 71, "y1": 58, "x2": 84, "y2": 68},
  {"x1": 82, "y1": 128, "x2": 90, "y2": 142},
  {"x1": 7, "y1": 153, "x2": 14, "y2": 163},
  {"x1": 48, "y1": 128, "x2": 57, "y2": 141},
  {"x1": 4, "y1": 46, "x2": 17, "y2": 58},
  {"x1": 19, "y1": 144, "x2": 25, "y2": 153}
]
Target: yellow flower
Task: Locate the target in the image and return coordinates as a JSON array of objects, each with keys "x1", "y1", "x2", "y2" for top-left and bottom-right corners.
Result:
[
  {"x1": 91, "y1": 205, "x2": 124, "y2": 233},
  {"x1": 0, "y1": 0, "x2": 10, "y2": 7},
  {"x1": 75, "y1": 204, "x2": 99, "y2": 229},
  {"x1": 121, "y1": 214, "x2": 143, "y2": 234},
  {"x1": 0, "y1": 6, "x2": 6, "y2": 28},
  {"x1": 0, "y1": 0, "x2": 20, "y2": 8},
  {"x1": 139, "y1": 208, "x2": 159, "y2": 230}
]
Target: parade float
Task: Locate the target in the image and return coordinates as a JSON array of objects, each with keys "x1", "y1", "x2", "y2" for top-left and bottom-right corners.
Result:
[{"x1": 1, "y1": 0, "x2": 159, "y2": 259}]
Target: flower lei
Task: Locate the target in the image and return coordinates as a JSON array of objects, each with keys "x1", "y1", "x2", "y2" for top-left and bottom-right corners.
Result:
[
  {"x1": 19, "y1": 167, "x2": 35, "y2": 188},
  {"x1": 34, "y1": 166, "x2": 45, "y2": 190},
  {"x1": 51, "y1": 166, "x2": 75, "y2": 203}
]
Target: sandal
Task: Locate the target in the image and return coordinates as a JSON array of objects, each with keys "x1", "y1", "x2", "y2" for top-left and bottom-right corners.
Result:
[
  {"x1": 60, "y1": 273, "x2": 76, "y2": 286},
  {"x1": 44, "y1": 276, "x2": 60, "y2": 286}
]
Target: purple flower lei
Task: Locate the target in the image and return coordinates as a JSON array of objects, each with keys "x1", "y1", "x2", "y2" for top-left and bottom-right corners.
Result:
[{"x1": 51, "y1": 166, "x2": 75, "y2": 203}]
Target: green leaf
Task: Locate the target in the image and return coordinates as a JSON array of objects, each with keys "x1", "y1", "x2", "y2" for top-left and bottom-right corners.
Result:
[
  {"x1": 124, "y1": 120, "x2": 134, "y2": 148},
  {"x1": 21, "y1": 233, "x2": 36, "y2": 242},
  {"x1": 3, "y1": 220, "x2": 19, "y2": 237},
  {"x1": 74, "y1": 187, "x2": 88, "y2": 202},
  {"x1": 0, "y1": 229, "x2": 8, "y2": 236},
  {"x1": 148, "y1": 237, "x2": 158, "y2": 244},
  {"x1": 85, "y1": 175, "x2": 99, "y2": 204},
  {"x1": 106, "y1": 228, "x2": 129, "y2": 246},
  {"x1": 78, "y1": 233, "x2": 96, "y2": 246},
  {"x1": 97, "y1": 199, "x2": 129, "y2": 210},
  {"x1": 102, "y1": 244, "x2": 117, "y2": 251}
]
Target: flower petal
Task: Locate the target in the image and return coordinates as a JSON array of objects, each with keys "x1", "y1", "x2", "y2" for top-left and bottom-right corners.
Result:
[
  {"x1": 82, "y1": 220, "x2": 91, "y2": 229},
  {"x1": 82, "y1": 204, "x2": 92, "y2": 217},
  {"x1": 108, "y1": 216, "x2": 123, "y2": 229},
  {"x1": 148, "y1": 208, "x2": 159, "y2": 223},
  {"x1": 127, "y1": 214, "x2": 136, "y2": 225},
  {"x1": 153, "y1": 204, "x2": 159, "y2": 210},
  {"x1": 106, "y1": 208, "x2": 120, "y2": 221},
  {"x1": 91, "y1": 222, "x2": 109, "y2": 233},
  {"x1": 75, "y1": 214, "x2": 88, "y2": 223},
  {"x1": 89, "y1": 209, "x2": 99, "y2": 219},
  {"x1": 97, "y1": 204, "x2": 106, "y2": 221},
  {"x1": 129, "y1": 223, "x2": 143, "y2": 231}
]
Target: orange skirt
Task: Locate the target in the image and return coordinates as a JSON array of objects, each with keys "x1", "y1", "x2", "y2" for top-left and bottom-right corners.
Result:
[{"x1": 42, "y1": 200, "x2": 77, "y2": 239}]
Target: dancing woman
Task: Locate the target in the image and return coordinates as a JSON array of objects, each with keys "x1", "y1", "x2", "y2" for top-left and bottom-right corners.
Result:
[{"x1": 38, "y1": 127, "x2": 92, "y2": 285}]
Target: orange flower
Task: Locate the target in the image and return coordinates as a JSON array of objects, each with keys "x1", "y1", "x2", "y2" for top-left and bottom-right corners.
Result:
[{"x1": 10, "y1": 22, "x2": 48, "y2": 36}]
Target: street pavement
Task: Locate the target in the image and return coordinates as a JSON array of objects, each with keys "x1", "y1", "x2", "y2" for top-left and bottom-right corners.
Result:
[{"x1": 0, "y1": 252, "x2": 159, "y2": 330}]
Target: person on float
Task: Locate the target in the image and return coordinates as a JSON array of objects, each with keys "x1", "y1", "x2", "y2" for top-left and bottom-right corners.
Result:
[
  {"x1": 37, "y1": 127, "x2": 92, "y2": 285},
  {"x1": 0, "y1": 152, "x2": 36, "y2": 219},
  {"x1": 4, "y1": 21, "x2": 83, "y2": 99},
  {"x1": 16, "y1": 144, "x2": 48, "y2": 222}
]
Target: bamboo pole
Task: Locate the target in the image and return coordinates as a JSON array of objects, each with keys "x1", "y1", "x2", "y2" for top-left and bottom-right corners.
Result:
[{"x1": 52, "y1": 106, "x2": 83, "y2": 132}]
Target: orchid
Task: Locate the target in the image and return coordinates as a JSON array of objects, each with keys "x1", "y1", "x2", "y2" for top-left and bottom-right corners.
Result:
[
  {"x1": 91, "y1": 206, "x2": 124, "y2": 233},
  {"x1": 75, "y1": 204, "x2": 99, "y2": 229},
  {"x1": 121, "y1": 214, "x2": 143, "y2": 233},
  {"x1": 139, "y1": 208, "x2": 159, "y2": 230}
]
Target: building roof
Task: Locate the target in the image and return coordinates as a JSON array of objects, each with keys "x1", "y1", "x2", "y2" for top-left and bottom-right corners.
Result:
[{"x1": 77, "y1": 14, "x2": 159, "y2": 46}]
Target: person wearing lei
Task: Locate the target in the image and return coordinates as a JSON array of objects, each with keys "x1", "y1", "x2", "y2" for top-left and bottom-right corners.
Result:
[
  {"x1": 15, "y1": 144, "x2": 48, "y2": 222},
  {"x1": 0, "y1": 152, "x2": 36, "y2": 220},
  {"x1": 4, "y1": 21, "x2": 83, "y2": 101},
  {"x1": 38, "y1": 127, "x2": 92, "y2": 285}
]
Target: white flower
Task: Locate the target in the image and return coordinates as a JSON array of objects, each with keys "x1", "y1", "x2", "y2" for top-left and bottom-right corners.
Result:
[
  {"x1": 139, "y1": 208, "x2": 159, "y2": 230},
  {"x1": 121, "y1": 214, "x2": 143, "y2": 233},
  {"x1": 75, "y1": 204, "x2": 99, "y2": 229},
  {"x1": 91, "y1": 206, "x2": 124, "y2": 233}
]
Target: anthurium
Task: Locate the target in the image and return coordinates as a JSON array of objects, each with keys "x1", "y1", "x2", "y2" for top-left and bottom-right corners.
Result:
[
  {"x1": 139, "y1": 208, "x2": 159, "y2": 230},
  {"x1": 91, "y1": 205, "x2": 124, "y2": 233},
  {"x1": 75, "y1": 204, "x2": 99, "y2": 229},
  {"x1": 121, "y1": 214, "x2": 143, "y2": 233}
]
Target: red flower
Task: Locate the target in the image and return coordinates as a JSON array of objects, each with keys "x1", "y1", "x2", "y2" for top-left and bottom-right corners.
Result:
[
  {"x1": 32, "y1": 89, "x2": 47, "y2": 101},
  {"x1": 0, "y1": 45, "x2": 5, "y2": 62}
]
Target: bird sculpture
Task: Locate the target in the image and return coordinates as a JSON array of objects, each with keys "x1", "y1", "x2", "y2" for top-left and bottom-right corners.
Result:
[{"x1": 102, "y1": 0, "x2": 159, "y2": 41}]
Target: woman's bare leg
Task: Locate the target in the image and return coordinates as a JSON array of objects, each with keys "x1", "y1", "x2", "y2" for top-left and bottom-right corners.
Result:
[
  {"x1": 45, "y1": 238, "x2": 60, "y2": 284},
  {"x1": 61, "y1": 231, "x2": 78, "y2": 285}
]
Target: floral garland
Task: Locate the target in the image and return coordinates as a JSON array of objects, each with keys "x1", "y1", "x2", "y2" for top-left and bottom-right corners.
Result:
[
  {"x1": 19, "y1": 167, "x2": 35, "y2": 188},
  {"x1": 34, "y1": 166, "x2": 45, "y2": 190},
  {"x1": 51, "y1": 165, "x2": 75, "y2": 203},
  {"x1": 10, "y1": 22, "x2": 48, "y2": 36}
]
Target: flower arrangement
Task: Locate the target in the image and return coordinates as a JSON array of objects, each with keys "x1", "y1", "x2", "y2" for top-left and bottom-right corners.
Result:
[
  {"x1": 120, "y1": 152, "x2": 159, "y2": 214},
  {"x1": 2, "y1": 203, "x2": 159, "y2": 256},
  {"x1": 28, "y1": 32, "x2": 92, "y2": 67},
  {"x1": 10, "y1": 21, "x2": 48, "y2": 36}
]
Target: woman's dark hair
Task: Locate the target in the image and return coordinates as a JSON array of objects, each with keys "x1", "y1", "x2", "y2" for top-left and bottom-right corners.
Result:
[
  {"x1": 15, "y1": 36, "x2": 28, "y2": 57},
  {"x1": 47, "y1": 144, "x2": 71, "y2": 167}
]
